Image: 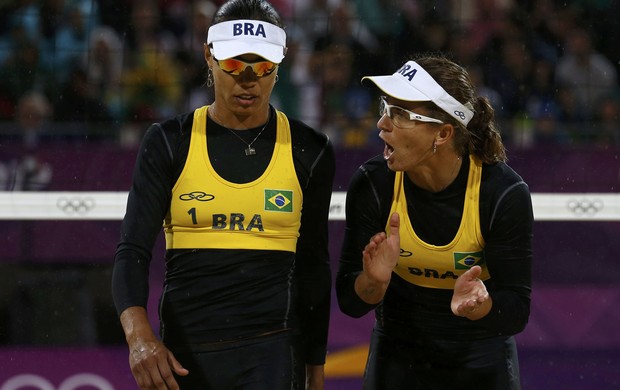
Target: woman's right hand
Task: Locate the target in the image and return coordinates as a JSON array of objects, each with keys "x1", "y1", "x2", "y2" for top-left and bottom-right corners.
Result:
[
  {"x1": 355, "y1": 213, "x2": 400, "y2": 304},
  {"x1": 362, "y1": 212, "x2": 400, "y2": 284},
  {"x1": 120, "y1": 306, "x2": 189, "y2": 389},
  {"x1": 128, "y1": 337, "x2": 188, "y2": 389}
]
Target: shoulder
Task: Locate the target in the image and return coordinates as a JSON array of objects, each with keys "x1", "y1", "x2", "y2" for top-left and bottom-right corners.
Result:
[
  {"x1": 349, "y1": 154, "x2": 394, "y2": 194},
  {"x1": 357, "y1": 154, "x2": 393, "y2": 181},
  {"x1": 153, "y1": 111, "x2": 195, "y2": 139},
  {"x1": 481, "y1": 161, "x2": 529, "y2": 191},
  {"x1": 481, "y1": 161, "x2": 532, "y2": 210},
  {"x1": 359, "y1": 154, "x2": 392, "y2": 175},
  {"x1": 139, "y1": 110, "x2": 195, "y2": 162},
  {"x1": 286, "y1": 115, "x2": 331, "y2": 150},
  {"x1": 285, "y1": 114, "x2": 335, "y2": 171},
  {"x1": 344, "y1": 154, "x2": 394, "y2": 219}
]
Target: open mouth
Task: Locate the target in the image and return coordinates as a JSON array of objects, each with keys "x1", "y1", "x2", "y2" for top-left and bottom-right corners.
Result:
[{"x1": 384, "y1": 144, "x2": 395, "y2": 161}]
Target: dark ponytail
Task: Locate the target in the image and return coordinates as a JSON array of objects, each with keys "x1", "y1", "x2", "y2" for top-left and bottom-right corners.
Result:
[
  {"x1": 463, "y1": 96, "x2": 507, "y2": 162},
  {"x1": 415, "y1": 55, "x2": 507, "y2": 164}
]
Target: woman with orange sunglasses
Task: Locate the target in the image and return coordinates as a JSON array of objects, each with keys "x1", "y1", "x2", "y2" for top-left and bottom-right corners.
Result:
[{"x1": 112, "y1": 1, "x2": 335, "y2": 389}]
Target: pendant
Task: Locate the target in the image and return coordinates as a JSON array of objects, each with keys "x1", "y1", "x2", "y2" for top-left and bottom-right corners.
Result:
[{"x1": 245, "y1": 147, "x2": 256, "y2": 156}]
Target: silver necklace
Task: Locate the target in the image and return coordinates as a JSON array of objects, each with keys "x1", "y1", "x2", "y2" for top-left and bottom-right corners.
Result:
[{"x1": 224, "y1": 113, "x2": 271, "y2": 156}]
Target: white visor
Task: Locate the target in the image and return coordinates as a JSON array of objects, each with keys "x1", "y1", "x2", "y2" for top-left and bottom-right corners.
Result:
[
  {"x1": 362, "y1": 61, "x2": 474, "y2": 126},
  {"x1": 207, "y1": 19, "x2": 287, "y2": 64}
]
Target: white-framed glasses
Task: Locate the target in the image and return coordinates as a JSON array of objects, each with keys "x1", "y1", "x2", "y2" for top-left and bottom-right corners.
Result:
[{"x1": 379, "y1": 96, "x2": 444, "y2": 128}]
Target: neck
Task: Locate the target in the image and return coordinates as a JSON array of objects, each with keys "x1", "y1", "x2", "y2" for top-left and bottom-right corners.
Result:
[
  {"x1": 209, "y1": 102, "x2": 270, "y2": 130},
  {"x1": 407, "y1": 154, "x2": 462, "y2": 193}
]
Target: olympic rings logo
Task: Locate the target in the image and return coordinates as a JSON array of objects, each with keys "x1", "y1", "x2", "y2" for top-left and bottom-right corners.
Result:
[
  {"x1": 453, "y1": 110, "x2": 467, "y2": 121},
  {"x1": 400, "y1": 248, "x2": 413, "y2": 257},
  {"x1": 56, "y1": 197, "x2": 95, "y2": 215},
  {"x1": 179, "y1": 191, "x2": 215, "y2": 202},
  {"x1": 1, "y1": 373, "x2": 114, "y2": 390},
  {"x1": 566, "y1": 198, "x2": 604, "y2": 216}
]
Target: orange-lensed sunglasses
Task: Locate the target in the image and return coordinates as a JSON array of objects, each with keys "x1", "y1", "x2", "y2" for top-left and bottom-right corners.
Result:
[{"x1": 215, "y1": 58, "x2": 278, "y2": 77}]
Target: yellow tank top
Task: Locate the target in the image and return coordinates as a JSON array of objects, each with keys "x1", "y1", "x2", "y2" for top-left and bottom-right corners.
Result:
[
  {"x1": 164, "y1": 106, "x2": 303, "y2": 252},
  {"x1": 387, "y1": 155, "x2": 490, "y2": 289}
]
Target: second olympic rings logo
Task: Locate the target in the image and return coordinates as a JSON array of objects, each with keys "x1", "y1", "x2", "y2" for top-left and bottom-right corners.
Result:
[
  {"x1": 566, "y1": 198, "x2": 604, "y2": 216},
  {"x1": 1, "y1": 373, "x2": 114, "y2": 390},
  {"x1": 56, "y1": 197, "x2": 95, "y2": 215}
]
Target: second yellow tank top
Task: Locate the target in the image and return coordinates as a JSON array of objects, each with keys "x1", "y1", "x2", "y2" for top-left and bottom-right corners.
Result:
[{"x1": 387, "y1": 155, "x2": 490, "y2": 289}]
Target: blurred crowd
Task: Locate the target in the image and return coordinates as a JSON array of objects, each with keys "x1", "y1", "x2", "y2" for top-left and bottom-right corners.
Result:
[{"x1": 0, "y1": 0, "x2": 619, "y2": 154}]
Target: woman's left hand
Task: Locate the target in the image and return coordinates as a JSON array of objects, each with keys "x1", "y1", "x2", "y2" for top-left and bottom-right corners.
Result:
[{"x1": 451, "y1": 265, "x2": 491, "y2": 320}]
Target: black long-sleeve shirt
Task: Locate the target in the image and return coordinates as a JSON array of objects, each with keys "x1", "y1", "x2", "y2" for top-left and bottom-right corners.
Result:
[
  {"x1": 336, "y1": 155, "x2": 533, "y2": 341},
  {"x1": 112, "y1": 106, "x2": 335, "y2": 364}
]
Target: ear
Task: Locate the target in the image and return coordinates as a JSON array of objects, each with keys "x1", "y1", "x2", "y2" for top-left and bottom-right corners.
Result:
[
  {"x1": 204, "y1": 43, "x2": 213, "y2": 64},
  {"x1": 434, "y1": 123, "x2": 455, "y2": 147}
]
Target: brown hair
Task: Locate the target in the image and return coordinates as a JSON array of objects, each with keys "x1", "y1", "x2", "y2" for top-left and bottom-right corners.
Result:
[{"x1": 415, "y1": 55, "x2": 507, "y2": 163}]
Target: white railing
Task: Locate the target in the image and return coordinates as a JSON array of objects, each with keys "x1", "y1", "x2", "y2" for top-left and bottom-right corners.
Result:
[{"x1": 0, "y1": 192, "x2": 619, "y2": 221}]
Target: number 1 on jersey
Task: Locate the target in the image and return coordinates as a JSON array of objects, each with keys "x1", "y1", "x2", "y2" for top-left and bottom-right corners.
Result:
[{"x1": 188, "y1": 207, "x2": 197, "y2": 224}]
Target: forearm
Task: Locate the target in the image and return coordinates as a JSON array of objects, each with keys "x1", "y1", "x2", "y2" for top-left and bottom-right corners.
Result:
[
  {"x1": 336, "y1": 270, "x2": 380, "y2": 318},
  {"x1": 120, "y1": 306, "x2": 158, "y2": 348},
  {"x1": 295, "y1": 239, "x2": 331, "y2": 363},
  {"x1": 297, "y1": 267, "x2": 331, "y2": 364},
  {"x1": 477, "y1": 289, "x2": 530, "y2": 334},
  {"x1": 111, "y1": 247, "x2": 151, "y2": 315}
]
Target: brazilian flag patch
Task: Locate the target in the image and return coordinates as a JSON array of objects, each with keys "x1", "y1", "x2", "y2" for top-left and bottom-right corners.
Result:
[
  {"x1": 454, "y1": 251, "x2": 484, "y2": 270},
  {"x1": 265, "y1": 189, "x2": 293, "y2": 212}
]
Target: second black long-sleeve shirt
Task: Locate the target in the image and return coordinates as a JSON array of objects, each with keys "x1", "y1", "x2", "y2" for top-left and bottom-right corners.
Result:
[{"x1": 336, "y1": 155, "x2": 533, "y2": 341}]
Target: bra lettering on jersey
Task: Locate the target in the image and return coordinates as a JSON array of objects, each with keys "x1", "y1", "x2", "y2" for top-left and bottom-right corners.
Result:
[
  {"x1": 406, "y1": 267, "x2": 459, "y2": 280},
  {"x1": 213, "y1": 213, "x2": 264, "y2": 231},
  {"x1": 233, "y1": 22, "x2": 266, "y2": 38},
  {"x1": 397, "y1": 63, "x2": 418, "y2": 81},
  {"x1": 399, "y1": 251, "x2": 485, "y2": 281}
]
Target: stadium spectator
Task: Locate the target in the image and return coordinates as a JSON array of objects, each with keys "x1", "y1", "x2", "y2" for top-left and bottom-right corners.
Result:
[
  {"x1": 176, "y1": 0, "x2": 217, "y2": 111},
  {"x1": 308, "y1": 2, "x2": 378, "y2": 147},
  {"x1": 592, "y1": 92, "x2": 620, "y2": 146},
  {"x1": 82, "y1": 26, "x2": 124, "y2": 121},
  {"x1": 0, "y1": 91, "x2": 53, "y2": 191},
  {"x1": 53, "y1": 66, "x2": 114, "y2": 126},
  {"x1": 121, "y1": 0, "x2": 182, "y2": 122},
  {"x1": 0, "y1": 36, "x2": 51, "y2": 119},
  {"x1": 555, "y1": 26, "x2": 618, "y2": 123}
]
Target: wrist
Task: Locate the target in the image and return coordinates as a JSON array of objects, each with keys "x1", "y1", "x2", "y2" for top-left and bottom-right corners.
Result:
[
  {"x1": 355, "y1": 271, "x2": 389, "y2": 304},
  {"x1": 120, "y1": 306, "x2": 156, "y2": 344}
]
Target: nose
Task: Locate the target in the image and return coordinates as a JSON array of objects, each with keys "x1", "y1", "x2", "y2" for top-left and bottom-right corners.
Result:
[
  {"x1": 237, "y1": 66, "x2": 258, "y2": 82},
  {"x1": 377, "y1": 114, "x2": 392, "y2": 133}
]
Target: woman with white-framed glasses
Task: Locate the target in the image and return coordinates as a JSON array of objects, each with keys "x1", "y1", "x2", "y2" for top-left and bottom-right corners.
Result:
[
  {"x1": 112, "y1": 1, "x2": 335, "y2": 388},
  {"x1": 337, "y1": 54, "x2": 533, "y2": 389}
]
